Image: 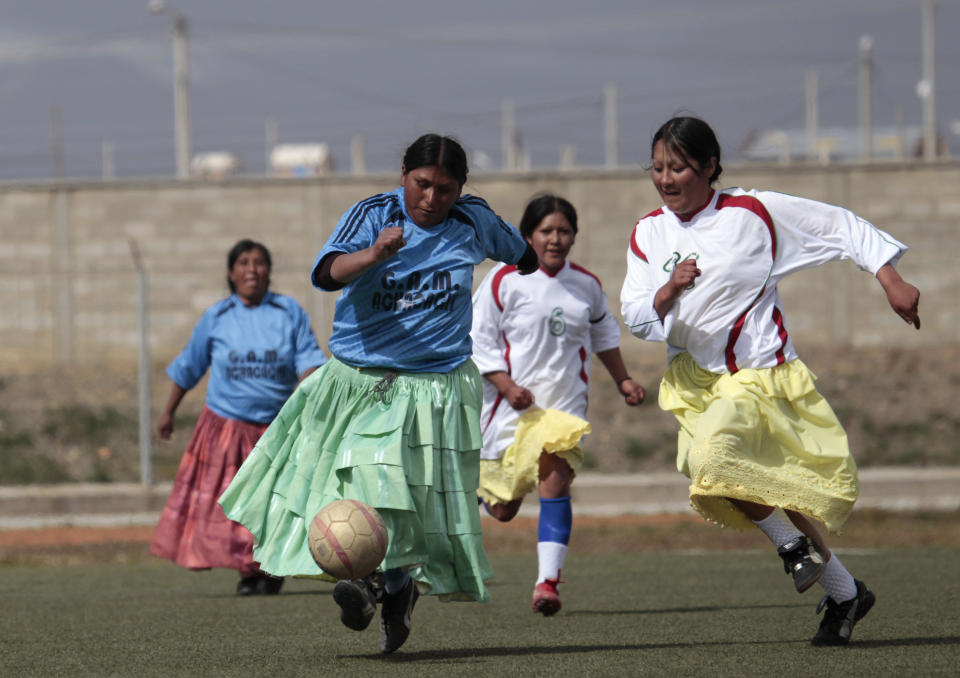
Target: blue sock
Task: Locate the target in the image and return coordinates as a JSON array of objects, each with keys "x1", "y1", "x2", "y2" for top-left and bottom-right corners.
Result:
[
  {"x1": 383, "y1": 567, "x2": 410, "y2": 595},
  {"x1": 538, "y1": 496, "x2": 572, "y2": 545}
]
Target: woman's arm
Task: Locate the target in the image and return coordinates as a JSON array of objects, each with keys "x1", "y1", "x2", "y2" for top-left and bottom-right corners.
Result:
[
  {"x1": 157, "y1": 382, "x2": 188, "y2": 440},
  {"x1": 595, "y1": 348, "x2": 645, "y2": 406},
  {"x1": 328, "y1": 226, "x2": 407, "y2": 284},
  {"x1": 483, "y1": 370, "x2": 534, "y2": 410},
  {"x1": 876, "y1": 263, "x2": 921, "y2": 329},
  {"x1": 653, "y1": 259, "x2": 701, "y2": 321}
]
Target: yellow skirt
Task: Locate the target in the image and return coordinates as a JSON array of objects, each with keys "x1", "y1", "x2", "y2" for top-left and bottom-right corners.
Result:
[
  {"x1": 659, "y1": 352, "x2": 858, "y2": 533},
  {"x1": 478, "y1": 408, "x2": 590, "y2": 506}
]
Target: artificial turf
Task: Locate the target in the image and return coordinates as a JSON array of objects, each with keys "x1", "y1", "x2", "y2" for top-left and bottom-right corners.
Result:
[{"x1": 2, "y1": 547, "x2": 958, "y2": 677}]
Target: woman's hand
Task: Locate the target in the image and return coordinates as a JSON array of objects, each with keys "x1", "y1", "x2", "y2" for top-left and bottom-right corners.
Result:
[
  {"x1": 371, "y1": 226, "x2": 406, "y2": 262},
  {"x1": 877, "y1": 264, "x2": 920, "y2": 329},
  {"x1": 157, "y1": 412, "x2": 175, "y2": 440},
  {"x1": 618, "y1": 378, "x2": 645, "y2": 406},
  {"x1": 483, "y1": 371, "x2": 534, "y2": 410},
  {"x1": 654, "y1": 259, "x2": 701, "y2": 319},
  {"x1": 329, "y1": 227, "x2": 407, "y2": 283},
  {"x1": 503, "y1": 384, "x2": 535, "y2": 410},
  {"x1": 665, "y1": 259, "x2": 700, "y2": 297}
]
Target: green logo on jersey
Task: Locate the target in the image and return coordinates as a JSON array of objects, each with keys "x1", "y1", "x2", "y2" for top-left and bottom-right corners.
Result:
[
  {"x1": 662, "y1": 251, "x2": 700, "y2": 290},
  {"x1": 549, "y1": 307, "x2": 566, "y2": 336}
]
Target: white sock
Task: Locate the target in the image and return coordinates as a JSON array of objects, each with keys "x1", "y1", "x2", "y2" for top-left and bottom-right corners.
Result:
[
  {"x1": 536, "y1": 541, "x2": 567, "y2": 584},
  {"x1": 753, "y1": 508, "x2": 804, "y2": 548},
  {"x1": 818, "y1": 554, "x2": 858, "y2": 602}
]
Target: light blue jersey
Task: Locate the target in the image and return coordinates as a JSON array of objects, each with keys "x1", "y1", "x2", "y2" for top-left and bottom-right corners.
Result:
[
  {"x1": 166, "y1": 292, "x2": 327, "y2": 423},
  {"x1": 314, "y1": 187, "x2": 528, "y2": 372}
]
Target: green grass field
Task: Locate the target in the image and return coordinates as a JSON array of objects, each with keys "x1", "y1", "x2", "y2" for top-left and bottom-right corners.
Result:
[{"x1": 3, "y1": 547, "x2": 958, "y2": 677}]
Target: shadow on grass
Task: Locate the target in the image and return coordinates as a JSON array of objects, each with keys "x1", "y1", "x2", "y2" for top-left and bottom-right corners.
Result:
[
  {"x1": 567, "y1": 601, "x2": 807, "y2": 616},
  {"x1": 339, "y1": 635, "x2": 960, "y2": 662},
  {"x1": 339, "y1": 638, "x2": 802, "y2": 662},
  {"x1": 854, "y1": 636, "x2": 960, "y2": 649}
]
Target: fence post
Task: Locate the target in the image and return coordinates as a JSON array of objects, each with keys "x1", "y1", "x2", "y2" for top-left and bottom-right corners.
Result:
[{"x1": 129, "y1": 239, "x2": 154, "y2": 487}]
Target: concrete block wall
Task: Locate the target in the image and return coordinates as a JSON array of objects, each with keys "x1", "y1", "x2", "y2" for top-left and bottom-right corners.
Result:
[{"x1": 0, "y1": 160, "x2": 954, "y2": 374}]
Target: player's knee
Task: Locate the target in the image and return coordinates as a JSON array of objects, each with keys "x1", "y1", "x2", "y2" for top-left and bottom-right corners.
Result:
[{"x1": 486, "y1": 499, "x2": 521, "y2": 522}]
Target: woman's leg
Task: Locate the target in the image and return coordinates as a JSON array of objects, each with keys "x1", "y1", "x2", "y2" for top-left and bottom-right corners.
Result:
[
  {"x1": 729, "y1": 498, "x2": 825, "y2": 593},
  {"x1": 483, "y1": 497, "x2": 523, "y2": 522},
  {"x1": 730, "y1": 498, "x2": 860, "y2": 603},
  {"x1": 532, "y1": 453, "x2": 573, "y2": 616}
]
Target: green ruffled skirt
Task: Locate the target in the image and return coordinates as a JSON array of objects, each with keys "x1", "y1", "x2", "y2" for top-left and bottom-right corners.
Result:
[{"x1": 219, "y1": 356, "x2": 493, "y2": 602}]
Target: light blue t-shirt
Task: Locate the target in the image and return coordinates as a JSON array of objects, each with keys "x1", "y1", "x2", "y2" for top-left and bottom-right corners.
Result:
[
  {"x1": 166, "y1": 292, "x2": 327, "y2": 423},
  {"x1": 313, "y1": 187, "x2": 528, "y2": 372}
]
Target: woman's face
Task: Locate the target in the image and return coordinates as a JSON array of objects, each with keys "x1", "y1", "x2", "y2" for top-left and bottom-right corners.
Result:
[
  {"x1": 229, "y1": 247, "x2": 270, "y2": 306},
  {"x1": 526, "y1": 211, "x2": 575, "y2": 274},
  {"x1": 401, "y1": 165, "x2": 462, "y2": 227},
  {"x1": 651, "y1": 139, "x2": 716, "y2": 220}
]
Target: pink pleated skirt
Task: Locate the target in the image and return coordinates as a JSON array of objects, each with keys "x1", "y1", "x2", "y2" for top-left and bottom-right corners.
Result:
[{"x1": 150, "y1": 407, "x2": 269, "y2": 576}]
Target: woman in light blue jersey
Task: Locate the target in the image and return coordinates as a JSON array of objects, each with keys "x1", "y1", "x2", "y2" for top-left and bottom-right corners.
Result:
[
  {"x1": 220, "y1": 134, "x2": 538, "y2": 654},
  {"x1": 151, "y1": 239, "x2": 326, "y2": 596}
]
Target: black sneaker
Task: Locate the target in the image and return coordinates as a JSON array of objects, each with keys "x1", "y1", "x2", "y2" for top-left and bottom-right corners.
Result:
[
  {"x1": 811, "y1": 579, "x2": 876, "y2": 646},
  {"x1": 379, "y1": 577, "x2": 419, "y2": 654},
  {"x1": 777, "y1": 536, "x2": 826, "y2": 593},
  {"x1": 257, "y1": 575, "x2": 284, "y2": 595},
  {"x1": 333, "y1": 578, "x2": 378, "y2": 631},
  {"x1": 236, "y1": 575, "x2": 262, "y2": 596}
]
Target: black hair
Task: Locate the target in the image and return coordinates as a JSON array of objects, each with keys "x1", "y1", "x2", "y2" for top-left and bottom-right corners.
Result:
[
  {"x1": 402, "y1": 133, "x2": 469, "y2": 187},
  {"x1": 652, "y1": 116, "x2": 723, "y2": 184},
  {"x1": 226, "y1": 239, "x2": 271, "y2": 293},
  {"x1": 519, "y1": 193, "x2": 578, "y2": 239}
]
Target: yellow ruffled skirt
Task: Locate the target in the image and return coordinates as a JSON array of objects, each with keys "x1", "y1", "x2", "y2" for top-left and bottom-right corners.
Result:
[
  {"x1": 659, "y1": 352, "x2": 858, "y2": 532},
  {"x1": 478, "y1": 408, "x2": 590, "y2": 506}
]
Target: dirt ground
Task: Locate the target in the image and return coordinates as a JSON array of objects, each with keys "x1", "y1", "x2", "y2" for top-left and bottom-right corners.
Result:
[
  {"x1": 2, "y1": 509, "x2": 958, "y2": 568},
  {"x1": 1, "y1": 344, "x2": 958, "y2": 485}
]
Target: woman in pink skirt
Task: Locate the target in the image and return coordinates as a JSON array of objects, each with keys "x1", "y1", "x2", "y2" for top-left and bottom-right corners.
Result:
[{"x1": 150, "y1": 239, "x2": 326, "y2": 595}]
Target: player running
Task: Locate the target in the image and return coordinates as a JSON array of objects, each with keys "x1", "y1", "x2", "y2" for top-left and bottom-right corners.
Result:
[
  {"x1": 472, "y1": 193, "x2": 645, "y2": 616},
  {"x1": 620, "y1": 116, "x2": 921, "y2": 645},
  {"x1": 220, "y1": 134, "x2": 538, "y2": 654}
]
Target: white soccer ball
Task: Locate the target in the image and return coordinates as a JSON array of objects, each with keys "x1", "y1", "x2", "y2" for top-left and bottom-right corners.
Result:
[{"x1": 307, "y1": 499, "x2": 388, "y2": 580}]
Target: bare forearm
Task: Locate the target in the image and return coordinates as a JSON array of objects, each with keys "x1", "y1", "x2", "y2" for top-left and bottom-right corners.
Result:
[
  {"x1": 653, "y1": 285, "x2": 678, "y2": 321},
  {"x1": 162, "y1": 383, "x2": 188, "y2": 417},
  {"x1": 876, "y1": 262, "x2": 921, "y2": 329},
  {"x1": 484, "y1": 370, "x2": 518, "y2": 396},
  {"x1": 484, "y1": 370, "x2": 534, "y2": 410},
  {"x1": 329, "y1": 248, "x2": 382, "y2": 284},
  {"x1": 596, "y1": 348, "x2": 645, "y2": 405},
  {"x1": 596, "y1": 348, "x2": 629, "y2": 384}
]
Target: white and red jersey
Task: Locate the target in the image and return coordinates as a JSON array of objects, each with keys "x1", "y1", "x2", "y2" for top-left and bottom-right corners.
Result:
[
  {"x1": 620, "y1": 188, "x2": 907, "y2": 374},
  {"x1": 472, "y1": 261, "x2": 621, "y2": 460}
]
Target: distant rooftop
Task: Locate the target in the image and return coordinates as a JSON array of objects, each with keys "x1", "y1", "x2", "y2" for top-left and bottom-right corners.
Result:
[{"x1": 739, "y1": 125, "x2": 951, "y2": 164}]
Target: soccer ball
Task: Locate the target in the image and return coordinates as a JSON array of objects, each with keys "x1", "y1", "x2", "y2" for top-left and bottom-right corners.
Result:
[{"x1": 307, "y1": 499, "x2": 388, "y2": 580}]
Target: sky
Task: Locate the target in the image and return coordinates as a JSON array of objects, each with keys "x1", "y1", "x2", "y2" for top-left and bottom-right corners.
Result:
[{"x1": 0, "y1": 0, "x2": 958, "y2": 180}]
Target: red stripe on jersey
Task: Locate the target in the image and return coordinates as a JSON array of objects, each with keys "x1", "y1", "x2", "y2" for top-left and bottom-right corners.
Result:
[
  {"x1": 725, "y1": 312, "x2": 747, "y2": 374},
  {"x1": 715, "y1": 193, "x2": 778, "y2": 259},
  {"x1": 483, "y1": 394, "x2": 503, "y2": 433},
  {"x1": 568, "y1": 261, "x2": 602, "y2": 286},
  {"x1": 772, "y1": 305, "x2": 788, "y2": 365},
  {"x1": 491, "y1": 264, "x2": 518, "y2": 312},
  {"x1": 578, "y1": 346, "x2": 588, "y2": 384},
  {"x1": 724, "y1": 283, "x2": 768, "y2": 374},
  {"x1": 719, "y1": 193, "x2": 779, "y2": 372},
  {"x1": 483, "y1": 331, "x2": 513, "y2": 432},
  {"x1": 629, "y1": 229, "x2": 648, "y2": 262}
]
